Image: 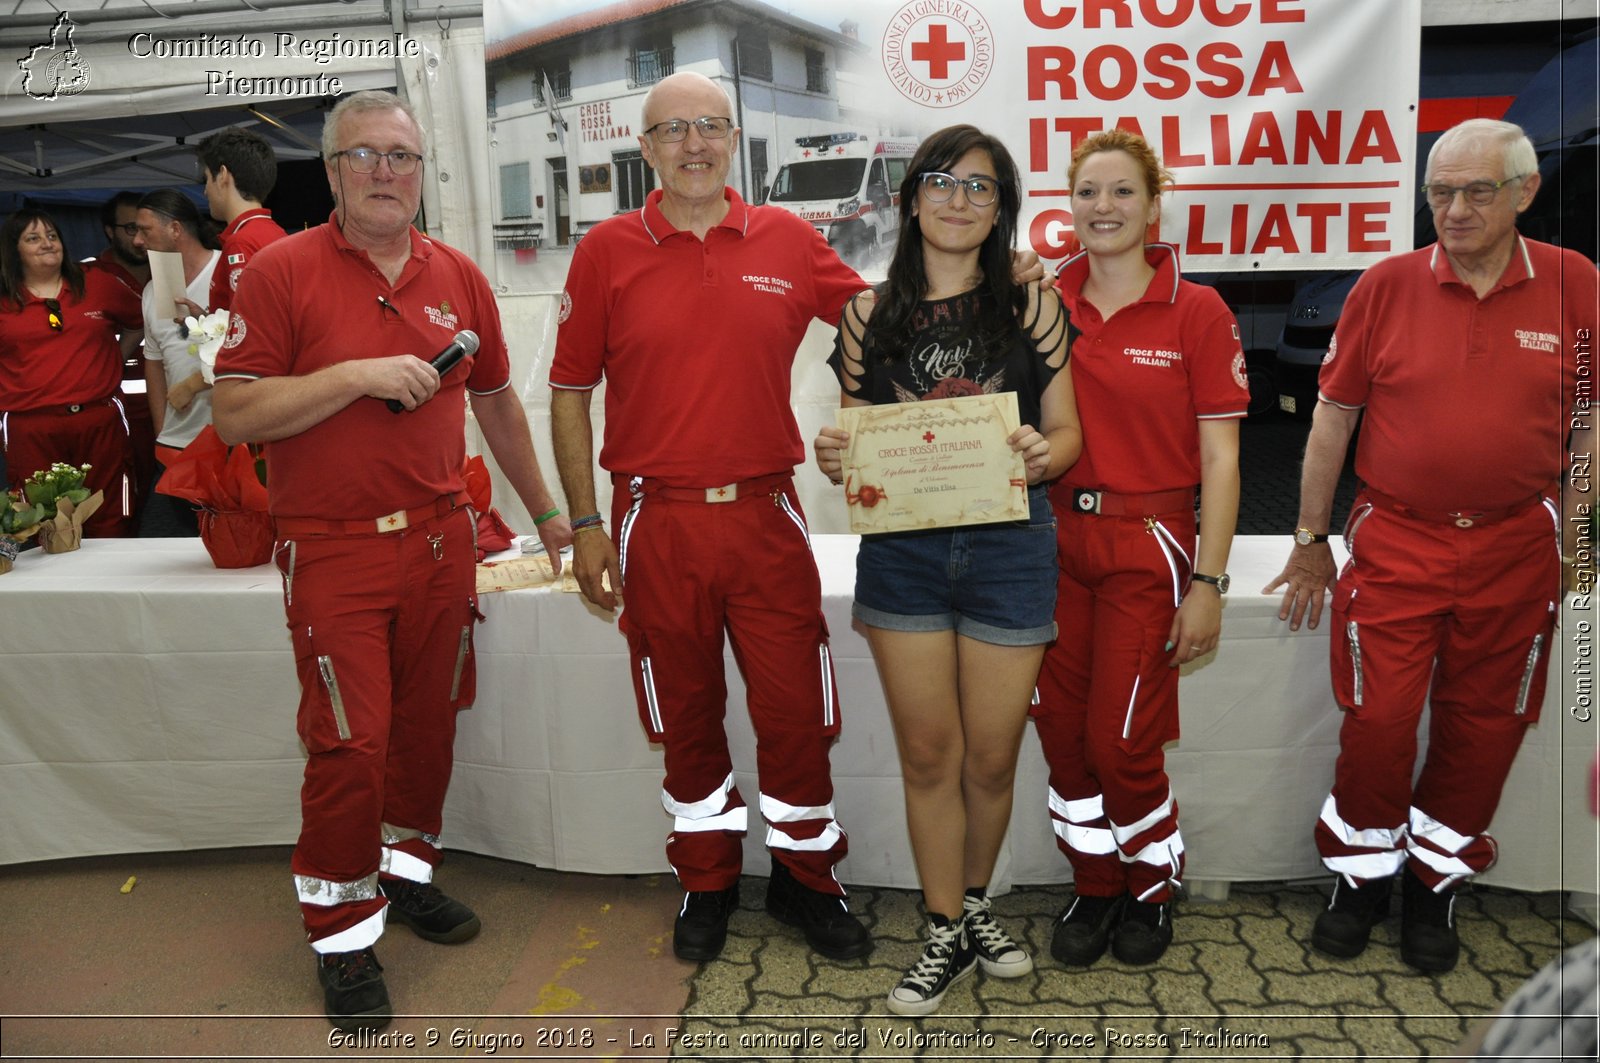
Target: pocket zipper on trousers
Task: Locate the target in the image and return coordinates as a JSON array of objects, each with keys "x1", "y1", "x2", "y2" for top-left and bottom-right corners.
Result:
[
  {"x1": 450, "y1": 623, "x2": 472, "y2": 701},
  {"x1": 315, "y1": 650, "x2": 351, "y2": 741}
]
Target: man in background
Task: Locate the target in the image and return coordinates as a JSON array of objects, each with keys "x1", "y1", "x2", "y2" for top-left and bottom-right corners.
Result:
[
  {"x1": 93, "y1": 191, "x2": 150, "y2": 293},
  {"x1": 196, "y1": 127, "x2": 287, "y2": 312},
  {"x1": 132, "y1": 189, "x2": 220, "y2": 536}
]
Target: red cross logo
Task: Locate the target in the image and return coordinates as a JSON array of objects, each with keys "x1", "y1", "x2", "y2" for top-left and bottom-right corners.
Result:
[
  {"x1": 716, "y1": 488, "x2": 728, "y2": 498},
  {"x1": 912, "y1": 24, "x2": 966, "y2": 80},
  {"x1": 923, "y1": 431, "x2": 936, "y2": 443}
]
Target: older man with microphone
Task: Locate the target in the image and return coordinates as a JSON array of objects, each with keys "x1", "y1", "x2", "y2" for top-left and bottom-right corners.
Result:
[{"x1": 213, "y1": 90, "x2": 570, "y2": 1033}]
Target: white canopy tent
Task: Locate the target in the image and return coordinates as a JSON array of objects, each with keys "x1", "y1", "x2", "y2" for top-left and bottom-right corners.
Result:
[{"x1": 0, "y1": 0, "x2": 493, "y2": 266}]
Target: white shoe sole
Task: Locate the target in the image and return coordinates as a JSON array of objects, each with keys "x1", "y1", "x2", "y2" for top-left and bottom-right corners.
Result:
[
  {"x1": 978, "y1": 951, "x2": 1034, "y2": 977},
  {"x1": 884, "y1": 957, "x2": 977, "y2": 1017}
]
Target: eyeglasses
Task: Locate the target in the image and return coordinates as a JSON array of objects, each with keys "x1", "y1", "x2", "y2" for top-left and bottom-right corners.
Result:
[
  {"x1": 1420, "y1": 175, "x2": 1527, "y2": 209},
  {"x1": 111, "y1": 223, "x2": 140, "y2": 236},
  {"x1": 642, "y1": 116, "x2": 734, "y2": 143},
  {"x1": 42, "y1": 297, "x2": 62, "y2": 332},
  {"x1": 333, "y1": 148, "x2": 424, "y2": 175},
  {"x1": 918, "y1": 172, "x2": 1000, "y2": 208}
]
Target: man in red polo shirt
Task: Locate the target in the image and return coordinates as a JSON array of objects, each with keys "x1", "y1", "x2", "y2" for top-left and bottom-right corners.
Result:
[
  {"x1": 549, "y1": 72, "x2": 875, "y2": 966},
  {"x1": 1266, "y1": 118, "x2": 1596, "y2": 972},
  {"x1": 213, "y1": 90, "x2": 569, "y2": 1032},
  {"x1": 92, "y1": 192, "x2": 151, "y2": 294},
  {"x1": 197, "y1": 127, "x2": 288, "y2": 312}
]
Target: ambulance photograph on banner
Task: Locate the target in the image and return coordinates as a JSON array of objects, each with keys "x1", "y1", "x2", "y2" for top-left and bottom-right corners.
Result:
[{"x1": 483, "y1": 0, "x2": 1422, "y2": 295}]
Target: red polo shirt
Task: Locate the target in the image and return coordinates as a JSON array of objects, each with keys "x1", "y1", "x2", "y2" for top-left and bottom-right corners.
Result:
[
  {"x1": 214, "y1": 213, "x2": 510, "y2": 520},
  {"x1": 210, "y1": 208, "x2": 288, "y2": 312},
  {"x1": 89, "y1": 249, "x2": 148, "y2": 294},
  {"x1": 550, "y1": 187, "x2": 867, "y2": 486},
  {"x1": 1319, "y1": 236, "x2": 1596, "y2": 511},
  {"x1": 0, "y1": 269, "x2": 143, "y2": 410},
  {"x1": 1052, "y1": 243, "x2": 1248, "y2": 495}
]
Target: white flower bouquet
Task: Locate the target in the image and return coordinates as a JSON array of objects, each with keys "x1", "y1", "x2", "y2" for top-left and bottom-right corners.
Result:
[{"x1": 185, "y1": 309, "x2": 232, "y2": 384}]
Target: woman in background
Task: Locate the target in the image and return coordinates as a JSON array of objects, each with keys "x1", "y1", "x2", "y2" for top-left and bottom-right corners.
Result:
[{"x1": 0, "y1": 208, "x2": 143, "y2": 535}]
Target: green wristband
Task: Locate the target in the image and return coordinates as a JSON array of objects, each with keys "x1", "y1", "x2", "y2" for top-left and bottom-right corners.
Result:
[{"x1": 533, "y1": 507, "x2": 561, "y2": 525}]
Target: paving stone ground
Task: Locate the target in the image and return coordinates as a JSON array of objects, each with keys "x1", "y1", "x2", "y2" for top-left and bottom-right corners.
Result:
[{"x1": 677, "y1": 879, "x2": 1592, "y2": 1061}]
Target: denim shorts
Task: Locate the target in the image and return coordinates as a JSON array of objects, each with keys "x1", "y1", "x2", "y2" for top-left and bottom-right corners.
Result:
[{"x1": 852, "y1": 484, "x2": 1058, "y2": 646}]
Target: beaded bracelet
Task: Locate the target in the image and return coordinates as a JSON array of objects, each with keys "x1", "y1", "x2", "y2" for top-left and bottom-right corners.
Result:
[{"x1": 533, "y1": 507, "x2": 562, "y2": 526}]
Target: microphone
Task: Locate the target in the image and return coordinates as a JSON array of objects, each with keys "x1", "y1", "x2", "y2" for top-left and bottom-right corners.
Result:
[{"x1": 387, "y1": 330, "x2": 480, "y2": 412}]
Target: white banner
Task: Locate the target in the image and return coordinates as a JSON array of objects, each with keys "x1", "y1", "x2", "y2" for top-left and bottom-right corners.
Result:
[{"x1": 848, "y1": 0, "x2": 1421, "y2": 270}]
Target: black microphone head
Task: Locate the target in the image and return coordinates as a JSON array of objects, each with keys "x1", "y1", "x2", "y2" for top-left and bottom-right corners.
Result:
[{"x1": 455, "y1": 330, "x2": 480, "y2": 355}]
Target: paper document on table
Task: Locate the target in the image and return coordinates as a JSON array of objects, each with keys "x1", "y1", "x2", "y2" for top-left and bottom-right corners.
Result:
[{"x1": 836, "y1": 393, "x2": 1028, "y2": 534}]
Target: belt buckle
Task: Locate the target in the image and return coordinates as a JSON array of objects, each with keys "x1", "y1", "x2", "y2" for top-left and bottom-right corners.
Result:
[
  {"x1": 376, "y1": 508, "x2": 410, "y2": 532},
  {"x1": 1071, "y1": 490, "x2": 1101, "y2": 515},
  {"x1": 705, "y1": 483, "x2": 737, "y2": 503}
]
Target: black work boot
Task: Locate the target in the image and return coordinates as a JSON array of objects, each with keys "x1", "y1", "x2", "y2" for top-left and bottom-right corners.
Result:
[
  {"x1": 1050, "y1": 892, "x2": 1126, "y2": 967},
  {"x1": 317, "y1": 946, "x2": 391, "y2": 1032},
  {"x1": 380, "y1": 878, "x2": 482, "y2": 944},
  {"x1": 765, "y1": 859, "x2": 872, "y2": 959},
  {"x1": 1111, "y1": 896, "x2": 1175, "y2": 965},
  {"x1": 1400, "y1": 865, "x2": 1460, "y2": 972},
  {"x1": 673, "y1": 883, "x2": 740, "y2": 962},
  {"x1": 1311, "y1": 874, "x2": 1394, "y2": 958}
]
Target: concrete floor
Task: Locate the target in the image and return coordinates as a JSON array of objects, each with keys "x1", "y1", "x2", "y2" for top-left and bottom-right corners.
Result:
[{"x1": 0, "y1": 845, "x2": 1591, "y2": 1061}]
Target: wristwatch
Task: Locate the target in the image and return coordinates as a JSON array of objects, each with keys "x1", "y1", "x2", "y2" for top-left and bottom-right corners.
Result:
[
  {"x1": 1191, "y1": 572, "x2": 1230, "y2": 593},
  {"x1": 1294, "y1": 528, "x2": 1331, "y2": 546}
]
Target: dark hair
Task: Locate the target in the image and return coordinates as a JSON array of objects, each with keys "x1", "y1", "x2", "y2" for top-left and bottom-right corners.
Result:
[
  {"x1": 196, "y1": 128, "x2": 278, "y2": 204},
  {"x1": 1, "y1": 208, "x2": 85, "y2": 310},
  {"x1": 137, "y1": 188, "x2": 221, "y2": 250},
  {"x1": 100, "y1": 191, "x2": 143, "y2": 231},
  {"x1": 866, "y1": 125, "x2": 1024, "y2": 362}
]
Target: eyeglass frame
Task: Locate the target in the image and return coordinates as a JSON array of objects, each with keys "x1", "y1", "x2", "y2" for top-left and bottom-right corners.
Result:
[
  {"x1": 1419, "y1": 174, "x2": 1528, "y2": 209},
  {"x1": 331, "y1": 147, "x2": 425, "y2": 175},
  {"x1": 109, "y1": 222, "x2": 140, "y2": 237},
  {"x1": 42, "y1": 296, "x2": 63, "y2": 332},
  {"x1": 641, "y1": 116, "x2": 736, "y2": 143},
  {"x1": 916, "y1": 171, "x2": 1001, "y2": 208}
]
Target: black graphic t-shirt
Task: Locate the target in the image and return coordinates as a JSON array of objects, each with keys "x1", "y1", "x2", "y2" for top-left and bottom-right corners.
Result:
[{"x1": 827, "y1": 289, "x2": 1064, "y2": 428}]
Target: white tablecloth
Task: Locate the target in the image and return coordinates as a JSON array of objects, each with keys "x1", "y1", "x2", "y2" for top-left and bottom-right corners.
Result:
[{"x1": 1, "y1": 536, "x2": 1593, "y2": 895}]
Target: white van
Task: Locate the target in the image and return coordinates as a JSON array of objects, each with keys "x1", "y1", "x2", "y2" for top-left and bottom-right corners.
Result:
[{"x1": 763, "y1": 133, "x2": 919, "y2": 268}]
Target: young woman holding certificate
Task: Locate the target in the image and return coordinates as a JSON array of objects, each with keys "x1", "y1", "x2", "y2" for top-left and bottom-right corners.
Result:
[
  {"x1": 1033, "y1": 130, "x2": 1248, "y2": 969},
  {"x1": 813, "y1": 124, "x2": 1081, "y2": 1015}
]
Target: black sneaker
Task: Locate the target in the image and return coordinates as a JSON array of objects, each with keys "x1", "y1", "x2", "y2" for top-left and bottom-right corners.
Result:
[
  {"x1": 1111, "y1": 897, "x2": 1175, "y2": 965},
  {"x1": 886, "y1": 913, "x2": 977, "y2": 1016},
  {"x1": 962, "y1": 890, "x2": 1032, "y2": 977},
  {"x1": 1051, "y1": 892, "x2": 1126, "y2": 967},
  {"x1": 380, "y1": 878, "x2": 482, "y2": 944},
  {"x1": 317, "y1": 946, "x2": 391, "y2": 1033},
  {"x1": 673, "y1": 884, "x2": 739, "y2": 962},
  {"x1": 1311, "y1": 874, "x2": 1394, "y2": 959},
  {"x1": 765, "y1": 860, "x2": 872, "y2": 960},
  {"x1": 1400, "y1": 866, "x2": 1460, "y2": 973}
]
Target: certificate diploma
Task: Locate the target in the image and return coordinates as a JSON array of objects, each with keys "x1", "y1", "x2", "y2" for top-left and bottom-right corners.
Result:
[{"x1": 836, "y1": 393, "x2": 1028, "y2": 534}]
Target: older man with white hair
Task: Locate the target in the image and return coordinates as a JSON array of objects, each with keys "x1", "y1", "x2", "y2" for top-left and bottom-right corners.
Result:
[
  {"x1": 214, "y1": 89, "x2": 570, "y2": 1031},
  {"x1": 1266, "y1": 118, "x2": 1596, "y2": 972}
]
